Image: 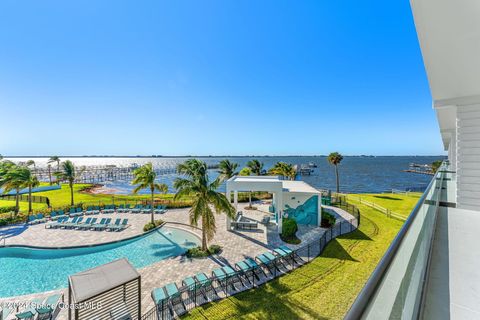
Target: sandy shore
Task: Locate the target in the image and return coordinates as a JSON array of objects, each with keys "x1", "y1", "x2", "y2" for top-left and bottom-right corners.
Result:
[{"x1": 81, "y1": 184, "x2": 121, "y2": 195}]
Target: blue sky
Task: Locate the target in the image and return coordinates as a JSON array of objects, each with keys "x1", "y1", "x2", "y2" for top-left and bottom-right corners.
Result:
[{"x1": 0, "y1": 0, "x2": 442, "y2": 156}]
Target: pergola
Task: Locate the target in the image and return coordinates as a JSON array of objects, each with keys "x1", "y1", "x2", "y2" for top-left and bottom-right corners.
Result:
[
  {"x1": 226, "y1": 176, "x2": 323, "y2": 234},
  {"x1": 226, "y1": 176, "x2": 284, "y2": 232}
]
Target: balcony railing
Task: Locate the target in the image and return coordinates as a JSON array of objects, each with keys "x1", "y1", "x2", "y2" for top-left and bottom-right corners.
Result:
[{"x1": 345, "y1": 164, "x2": 447, "y2": 319}]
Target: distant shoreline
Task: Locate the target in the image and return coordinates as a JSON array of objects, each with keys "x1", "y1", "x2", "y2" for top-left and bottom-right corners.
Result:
[{"x1": 2, "y1": 155, "x2": 446, "y2": 158}]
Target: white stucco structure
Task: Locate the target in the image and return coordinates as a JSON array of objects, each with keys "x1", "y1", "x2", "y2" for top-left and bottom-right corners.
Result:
[
  {"x1": 411, "y1": 0, "x2": 480, "y2": 210},
  {"x1": 226, "y1": 176, "x2": 322, "y2": 233}
]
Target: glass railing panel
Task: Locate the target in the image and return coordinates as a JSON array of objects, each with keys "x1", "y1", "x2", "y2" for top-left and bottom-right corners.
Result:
[{"x1": 346, "y1": 165, "x2": 446, "y2": 320}]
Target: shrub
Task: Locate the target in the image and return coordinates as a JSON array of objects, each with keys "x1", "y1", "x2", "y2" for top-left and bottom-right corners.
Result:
[
  {"x1": 0, "y1": 216, "x2": 24, "y2": 226},
  {"x1": 186, "y1": 245, "x2": 223, "y2": 258},
  {"x1": 143, "y1": 219, "x2": 164, "y2": 232},
  {"x1": 321, "y1": 211, "x2": 336, "y2": 228},
  {"x1": 281, "y1": 218, "x2": 301, "y2": 244},
  {"x1": 0, "y1": 206, "x2": 16, "y2": 214},
  {"x1": 282, "y1": 218, "x2": 298, "y2": 238}
]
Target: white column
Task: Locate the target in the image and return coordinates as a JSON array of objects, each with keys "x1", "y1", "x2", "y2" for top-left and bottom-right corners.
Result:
[
  {"x1": 226, "y1": 187, "x2": 232, "y2": 231},
  {"x1": 318, "y1": 195, "x2": 322, "y2": 227},
  {"x1": 234, "y1": 191, "x2": 238, "y2": 213},
  {"x1": 275, "y1": 191, "x2": 283, "y2": 234}
]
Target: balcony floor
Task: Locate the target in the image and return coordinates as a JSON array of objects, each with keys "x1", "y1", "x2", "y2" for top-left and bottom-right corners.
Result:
[{"x1": 423, "y1": 205, "x2": 480, "y2": 319}]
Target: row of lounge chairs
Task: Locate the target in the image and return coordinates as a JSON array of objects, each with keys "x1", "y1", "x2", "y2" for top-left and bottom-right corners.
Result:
[
  {"x1": 118, "y1": 204, "x2": 167, "y2": 214},
  {"x1": 45, "y1": 217, "x2": 129, "y2": 232},
  {"x1": 27, "y1": 214, "x2": 48, "y2": 225},
  {"x1": 152, "y1": 245, "x2": 302, "y2": 317},
  {"x1": 11, "y1": 293, "x2": 63, "y2": 320},
  {"x1": 26, "y1": 204, "x2": 168, "y2": 226}
]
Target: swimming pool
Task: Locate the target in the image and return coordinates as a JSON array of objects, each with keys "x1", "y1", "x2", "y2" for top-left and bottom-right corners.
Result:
[{"x1": 0, "y1": 227, "x2": 200, "y2": 298}]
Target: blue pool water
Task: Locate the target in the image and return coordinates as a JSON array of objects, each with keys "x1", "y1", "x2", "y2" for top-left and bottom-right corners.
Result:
[{"x1": 0, "y1": 227, "x2": 199, "y2": 298}]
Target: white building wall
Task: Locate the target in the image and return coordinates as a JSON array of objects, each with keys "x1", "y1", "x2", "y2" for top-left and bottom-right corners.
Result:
[{"x1": 457, "y1": 104, "x2": 480, "y2": 210}]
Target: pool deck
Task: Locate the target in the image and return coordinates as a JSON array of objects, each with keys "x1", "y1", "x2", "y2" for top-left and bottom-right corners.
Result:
[{"x1": 0, "y1": 202, "x2": 354, "y2": 319}]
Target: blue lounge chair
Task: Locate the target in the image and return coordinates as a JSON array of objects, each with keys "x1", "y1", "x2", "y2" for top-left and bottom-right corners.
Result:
[
  {"x1": 91, "y1": 218, "x2": 109, "y2": 231},
  {"x1": 106, "y1": 218, "x2": 121, "y2": 231},
  {"x1": 236, "y1": 260, "x2": 260, "y2": 282},
  {"x1": 16, "y1": 298, "x2": 43, "y2": 320},
  {"x1": 27, "y1": 215, "x2": 37, "y2": 225},
  {"x1": 110, "y1": 218, "x2": 129, "y2": 232},
  {"x1": 86, "y1": 217, "x2": 98, "y2": 229},
  {"x1": 45, "y1": 216, "x2": 67, "y2": 229},
  {"x1": 195, "y1": 272, "x2": 216, "y2": 295},
  {"x1": 154, "y1": 205, "x2": 167, "y2": 214},
  {"x1": 123, "y1": 204, "x2": 131, "y2": 213},
  {"x1": 131, "y1": 204, "x2": 142, "y2": 214},
  {"x1": 245, "y1": 257, "x2": 267, "y2": 277},
  {"x1": 36, "y1": 294, "x2": 63, "y2": 320},
  {"x1": 141, "y1": 205, "x2": 152, "y2": 214},
  {"x1": 223, "y1": 266, "x2": 244, "y2": 287},
  {"x1": 1, "y1": 307, "x2": 12, "y2": 320},
  {"x1": 49, "y1": 211, "x2": 57, "y2": 220},
  {"x1": 85, "y1": 206, "x2": 94, "y2": 215},
  {"x1": 274, "y1": 246, "x2": 301, "y2": 265},
  {"x1": 102, "y1": 205, "x2": 115, "y2": 214},
  {"x1": 36, "y1": 214, "x2": 47, "y2": 223},
  {"x1": 263, "y1": 251, "x2": 286, "y2": 268},
  {"x1": 212, "y1": 267, "x2": 240, "y2": 291},
  {"x1": 182, "y1": 275, "x2": 207, "y2": 300},
  {"x1": 151, "y1": 287, "x2": 170, "y2": 317},
  {"x1": 56, "y1": 210, "x2": 67, "y2": 219},
  {"x1": 62, "y1": 216, "x2": 80, "y2": 229},
  {"x1": 255, "y1": 253, "x2": 278, "y2": 275},
  {"x1": 164, "y1": 282, "x2": 185, "y2": 311}
]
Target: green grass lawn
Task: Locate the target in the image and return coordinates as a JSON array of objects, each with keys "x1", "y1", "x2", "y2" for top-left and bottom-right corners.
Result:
[
  {"x1": 0, "y1": 184, "x2": 179, "y2": 217},
  {"x1": 347, "y1": 192, "x2": 422, "y2": 218},
  {"x1": 0, "y1": 184, "x2": 269, "y2": 217},
  {"x1": 181, "y1": 201, "x2": 409, "y2": 320}
]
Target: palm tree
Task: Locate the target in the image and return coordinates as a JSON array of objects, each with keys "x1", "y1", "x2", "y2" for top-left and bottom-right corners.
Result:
[
  {"x1": 239, "y1": 167, "x2": 254, "y2": 207},
  {"x1": 47, "y1": 164, "x2": 52, "y2": 185},
  {"x1": 247, "y1": 159, "x2": 264, "y2": 176},
  {"x1": 17, "y1": 166, "x2": 39, "y2": 214},
  {"x1": 218, "y1": 159, "x2": 239, "y2": 181},
  {"x1": 0, "y1": 162, "x2": 22, "y2": 215},
  {"x1": 131, "y1": 163, "x2": 168, "y2": 224},
  {"x1": 48, "y1": 156, "x2": 61, "y2": 185},
  {"x1": 1, "y1": 164, "x2": 39, "y2": 215},
  {"x1": 55, "y1": 160, "x2": 84, "y2": 206},
  {"x1": 25, "y1": 160, "x2": 36, "y2": 172},
  {"x1": 269, "y1": 162, "x2": 297, "y2": 180},
  {"x1": 174, "y1": 159, "x2": 235, "y2": 251},
  {"x1": 327, "y1": 152, "x2": 344, "y2": 193}
]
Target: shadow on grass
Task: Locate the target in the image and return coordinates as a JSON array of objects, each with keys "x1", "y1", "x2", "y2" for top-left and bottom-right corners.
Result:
[
  {"x1": 320, "y1": 238, "x2": 358, "y2": 262},
  {"x1": 185, "y1": 279, "x2": 329, "y2": 320},
  {"x1": 373, "y1": 195, "x2": 402, "y2": 201},
  {"x1": 337, "y1": 228, "x2": 372, "y2": 241}
]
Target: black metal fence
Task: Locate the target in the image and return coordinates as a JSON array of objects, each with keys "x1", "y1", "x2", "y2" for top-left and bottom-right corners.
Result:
[
  {"x1": 0, "y1": 194, "x2": 50, "y2": 206},
  {"x1": 141, "y1": 200, "x2": 361, "y2": 320}
]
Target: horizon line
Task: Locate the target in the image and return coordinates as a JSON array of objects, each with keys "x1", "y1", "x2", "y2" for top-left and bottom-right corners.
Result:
[{"x1": 2, "y1": 154, "x2": 446, "y2": 158}]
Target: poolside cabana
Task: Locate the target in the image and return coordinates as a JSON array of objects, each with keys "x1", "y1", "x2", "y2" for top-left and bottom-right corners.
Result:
[
  {"x1": 226, "y1": 176, "x2": 322, "y2": 233},
  {"x1": 68, "y1": 258, "x2": 141, "y2": 320}
]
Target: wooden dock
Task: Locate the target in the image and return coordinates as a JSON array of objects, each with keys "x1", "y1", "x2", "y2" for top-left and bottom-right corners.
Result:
[
  {"x1": 33, "y1": 163, "x2": 219, "y2": 184},
  {"x1": 402, "y1": 169, "x2": 434, "y2": 176}
]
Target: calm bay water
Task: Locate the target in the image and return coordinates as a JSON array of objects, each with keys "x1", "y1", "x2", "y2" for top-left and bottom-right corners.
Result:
[{"x1": 6, "y1": 156, "x2": 444, "y2": 194}]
